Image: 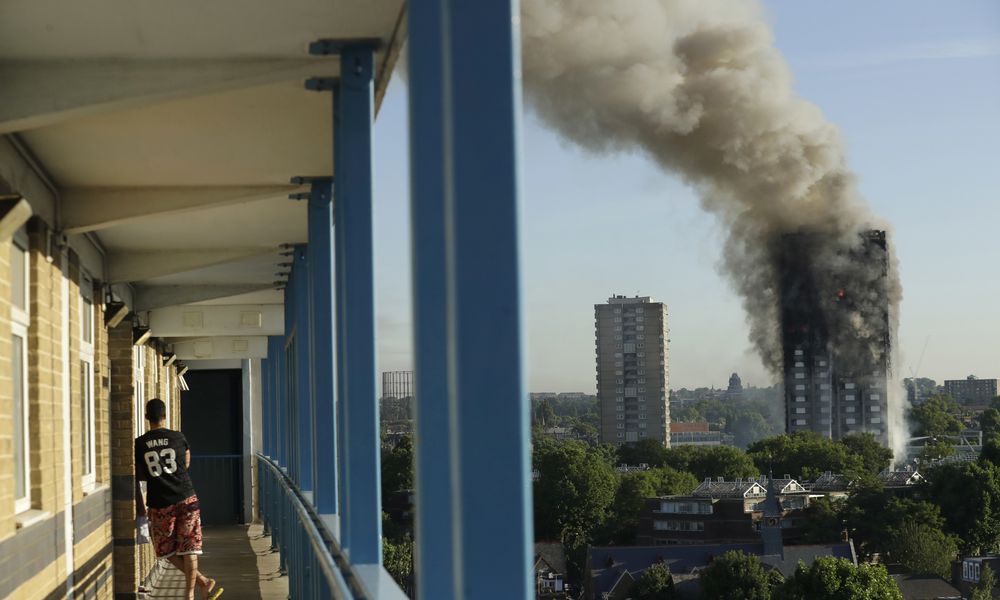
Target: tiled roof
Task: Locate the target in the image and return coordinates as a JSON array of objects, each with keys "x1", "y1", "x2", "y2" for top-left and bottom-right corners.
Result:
[
  {"x1": 890, "y1": 574, "x2": 962, "y2": 600},
  {"x1": 692, "y1": 479, "x2": 767, "y2": 498}
]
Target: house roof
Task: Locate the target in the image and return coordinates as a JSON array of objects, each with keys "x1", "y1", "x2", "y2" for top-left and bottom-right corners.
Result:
[
  {"x1": 534, "y1": 542, "x2": 567, "y2": 576},
  {"x1": 890, "y1": 574, "x2": 963, "y2": 600},
  {"x1": 692, "y1": 479, "x2": 767, "y2": 498},
  {"x1": 759, "y1": 543, "x2": 858, "y2": 577},
  {"x1": 810, "y1": 472, "x2": 854, "y2": 492},
  {"x1": 588, "y1": 542, "x2": 857, "y2": 597},
  {"x1": 878, "y1": 467, "x2": 925, "y2": 487}
]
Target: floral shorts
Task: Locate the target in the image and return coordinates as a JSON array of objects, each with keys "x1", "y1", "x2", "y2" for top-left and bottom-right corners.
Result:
[{"x1": 148, "y1": 495, "x2": 203, "y2": 558}]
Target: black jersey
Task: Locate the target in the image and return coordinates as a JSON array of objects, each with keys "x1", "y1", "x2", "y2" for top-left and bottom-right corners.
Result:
[{"x1": 135, "y1": 428, "x2": 196, "y2": 508}]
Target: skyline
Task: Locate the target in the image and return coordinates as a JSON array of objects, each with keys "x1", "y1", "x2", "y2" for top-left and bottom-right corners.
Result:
[{"x1": 370, "y1": 0, "x2": 1000, "y2": 392}]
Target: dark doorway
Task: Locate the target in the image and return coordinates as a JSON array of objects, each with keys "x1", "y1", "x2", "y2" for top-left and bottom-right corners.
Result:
[{"x1": 181, "y1": 369, "x2": 244, "y2": 525}]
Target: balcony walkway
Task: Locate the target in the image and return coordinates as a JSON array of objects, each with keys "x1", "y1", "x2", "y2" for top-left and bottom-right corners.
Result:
[{"x1": 145, "y1": 524, "x2": 288, "y2": 600}]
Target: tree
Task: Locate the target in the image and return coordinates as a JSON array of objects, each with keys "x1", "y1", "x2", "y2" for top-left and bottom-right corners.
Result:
[
  {"x1": 636, "y1": 562, "x2": 677, "y2": 600},
  {"x1": 747, "y1": 432, "x2": 863, "y2": 481},
  {"x1": 841, "y1": 480, "x2": 947, "y2": 559},
  {"x1": 980, "y1": 408, "x2": 1000, "y2": 437},
  {"x1": 606, "y1": 471, "x2": 660, "y2": 544},
  {"x1": 910, "y1": 394, "x2": 963, "y2": 437},
  {"x1": 533, "y1": 439, "x2": 617, "y2": 543},
  {"x1": 664, "y1": 445, "x2": 759, "y2": 481},
  {"x1": 925, "y1": 461, "x2": 1000, "y2": 555},
  {"x1": 699, "y1": 550, "x2": 780, "y2": 600},
  {"x1": 381, "y1": 434, "x2": 414, "y2": 494},
  {"x1": 648, "y1": 466, "x2": 699, "y2": 496},
  {"x1": 918, "y1": 438, "x2": 956, "y2": 463},
  {"x1": 972, "y1": 563, "x2": 997, "y2": 600},
  {"x1": 618, "y1": 438, "x2": 670, "y2": 467},
  {"x1": 884, "y1": 522, "x2": 958, "y2": 578},
  {"x1": 798, "y1": 495, "x2": 844, "y2": 544},
  {"x1": 775, "y1": 557, "x2": 903, "y2": 600},
  {"x1": 839, "y1": 433, "x2": 893, "y2": 475},
  {"x1": 383, "y1": 535, "x2": 414, "y2": 591}
]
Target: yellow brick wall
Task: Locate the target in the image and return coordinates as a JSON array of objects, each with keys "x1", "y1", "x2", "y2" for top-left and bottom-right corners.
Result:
[{"x1": 0, "y1": 235, "x2": 14, "y2": 540}]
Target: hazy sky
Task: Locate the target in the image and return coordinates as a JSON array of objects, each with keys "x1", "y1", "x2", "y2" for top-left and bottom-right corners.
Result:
[{"x1": 370, "y1": 1, "x2": 1000, "y2": 392}]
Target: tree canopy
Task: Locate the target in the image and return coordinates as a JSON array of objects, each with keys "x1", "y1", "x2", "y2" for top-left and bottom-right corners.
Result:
[
  {"x1": 910, "y1": 394, "x2": 963, "y2": 438},
  {"x1": 699, "y1": 551, "x2": 780, "y2": 600},
  {"x1": 746, "y1": 432, "x2": 864, "y2": 480},
  {"x1": 533, "y1": 438, "x2": 617, "y2": 545},
  {"x1": 775, "y1": 557, "x2": 903, "y2": 600},
  {"x1": 884, "y1": 522, "x2": 958, "y2": 579},
  {"x1": 636, "y1": 562, "x2": 677, "y2": 600}
]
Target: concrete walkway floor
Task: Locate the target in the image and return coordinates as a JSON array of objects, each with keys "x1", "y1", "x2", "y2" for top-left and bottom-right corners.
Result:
[{"x1": 145, "y1": 524, "x2": 288, "y2": 599}]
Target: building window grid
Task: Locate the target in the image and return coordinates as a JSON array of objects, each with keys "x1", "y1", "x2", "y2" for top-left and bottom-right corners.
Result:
[
  {"x1": 80, "y1": 274, "x2": 97, "y2": 490},
  {"x1": 11, "y1": 230, "x2": 31, "y2": 514}
]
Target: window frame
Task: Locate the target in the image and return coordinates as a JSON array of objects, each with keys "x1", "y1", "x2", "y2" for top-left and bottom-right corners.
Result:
[
  {"x1": 12, "y1": 230, "x2": 31, "y2": 514},
  {"x1": 79, "y1": 273, "x2": 97, "y2": 491}
]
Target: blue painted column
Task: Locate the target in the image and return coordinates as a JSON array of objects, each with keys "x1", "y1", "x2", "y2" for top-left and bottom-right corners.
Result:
[
  {"x1": 406, "y1": 3, "x2": 455, "y2": 598},
  {"x1": 282, "y1": 284, "x2": 294, "y2": 473},
  {"x1": 409, "y1": 1, "x2": 533, "y2": 597},
  {"x1": 307, "y1": 179, "x2": 339, "y2": 516},
  {"x1": 294, "y1": 245, "x2": 314, "y2": 493},
  {"x1": 334, "y1": 44, "x2": 381, "y2": 565}
]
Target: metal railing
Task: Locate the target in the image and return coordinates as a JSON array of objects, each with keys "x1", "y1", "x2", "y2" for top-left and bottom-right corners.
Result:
[{"x1": 258, "y1": 453, "x2": 366, "y2": 599}]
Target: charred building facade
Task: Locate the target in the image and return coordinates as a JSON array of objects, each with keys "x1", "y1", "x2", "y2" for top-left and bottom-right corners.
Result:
[{"x1": 776, "y1": 230, "x2": 891, "y2": 445}]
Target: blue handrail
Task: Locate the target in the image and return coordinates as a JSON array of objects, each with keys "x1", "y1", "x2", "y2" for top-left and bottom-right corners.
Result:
[{"x1": 257, "y1": 453, "x2": 364, "y2": 599}]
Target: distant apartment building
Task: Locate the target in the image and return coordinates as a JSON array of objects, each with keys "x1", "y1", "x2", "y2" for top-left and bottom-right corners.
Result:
[
  {"x1": 595, "y1": 295, "x2": 670, "y2": 445},
  {"x1": 381, "y1": 370, "x2": 414, "y2": 426},
  {"x1": 670, "y1": 421, "x2": 723, "y2": 446},
  {"x1": 945, "y1": 376, "x2": 998, "y2": 406},
  {"x1": 776, "y1": 230, "x2": 891, "y2": 445}
]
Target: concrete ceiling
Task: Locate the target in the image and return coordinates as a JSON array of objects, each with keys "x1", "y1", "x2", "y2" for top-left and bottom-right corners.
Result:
[{"x1": 0, "y1": 0, "x2": 406, "y2": 360}]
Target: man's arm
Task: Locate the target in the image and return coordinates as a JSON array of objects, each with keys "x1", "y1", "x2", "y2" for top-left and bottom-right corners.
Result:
[
  {"x1": 134, "y1": 441, "x2": 147, "y2": 517},
  {"x1": 185, "y1": 449, "x2": 191, "y2": 469}
]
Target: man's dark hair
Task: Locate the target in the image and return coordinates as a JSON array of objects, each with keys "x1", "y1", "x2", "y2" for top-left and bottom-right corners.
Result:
[{"x1": 145, "y1": 398, "x2": 167, "y2": 423}]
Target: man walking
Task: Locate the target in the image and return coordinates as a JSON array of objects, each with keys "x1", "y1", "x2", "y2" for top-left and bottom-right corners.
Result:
[{"x1": 135, "y1": 398, "x2": 223, "y2": 600}]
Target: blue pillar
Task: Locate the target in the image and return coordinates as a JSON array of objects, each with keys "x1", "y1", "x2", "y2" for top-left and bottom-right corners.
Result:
[
  {"x1": 282, "y1": 285, "x2": 293, "y2": 473},
  {"x1": 406, "y1": 3, "x2": 454, "y2": 598},
  {"x1": 294, "y1": 245, "x2": 314, "y2": 492},
  {"x1": 307, "y1": 179, "x2": 339, "y2": 515},
  {"x1": 334, "y1": 44, "x2": 381, "y2": 565},
  {"x1": 409, "y1": 1, "x2": 532, "y2": 597}
]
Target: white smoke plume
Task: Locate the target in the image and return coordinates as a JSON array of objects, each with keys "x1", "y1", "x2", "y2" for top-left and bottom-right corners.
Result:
[{"x1": 519, "y1": 0, "x2": 908, "y2": 457}]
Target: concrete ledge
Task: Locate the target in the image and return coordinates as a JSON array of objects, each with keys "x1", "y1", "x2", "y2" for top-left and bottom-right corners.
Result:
[{"x1": 353, "y1": 564, "x2": 409, "y2": 600}]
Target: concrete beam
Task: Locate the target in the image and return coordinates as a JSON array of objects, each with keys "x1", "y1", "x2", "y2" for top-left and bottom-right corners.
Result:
[
  {"x1": 0, "y1": 136, "x2": 57, "y2": 225},
  {"x1": 107, "y1": 247, "x2": 277, "y2": 283},
  {"x1": 148, "y1": 304, "x2": 283, "y2": 337},
  {"x1": 171, "y1": 336, "x2": 268, "y2": 360},
  {"x1": 61, "y1": 185, "x2": 304, "y2": 234},
  {"x1": 134, "y1": 284, "x2": 277, "y2": 311},
  {"x1": 0, "y1": 58, "x2": 337, "y2": 134}
]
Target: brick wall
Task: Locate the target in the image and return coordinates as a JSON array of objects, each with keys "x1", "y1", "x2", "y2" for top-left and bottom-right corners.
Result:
[
  {"x1": 0, "y1": 221, "x2": 115, "y2": 599},
  {"x1": 0, "y1": 232, "x2": 13, "y2": 539},
  {"x1": 108, "y1": 318, "x2": 138, "y2": 596}
]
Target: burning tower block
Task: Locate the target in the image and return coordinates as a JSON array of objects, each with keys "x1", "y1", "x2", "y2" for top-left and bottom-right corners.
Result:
[{"x1": 776, "y1": 230, "x2": 891, "y2": 445}]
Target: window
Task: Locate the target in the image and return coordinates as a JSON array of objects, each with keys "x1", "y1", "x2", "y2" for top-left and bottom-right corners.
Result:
[
  {"x1": 845, "y1": 394, "x2": 855, "y2": 401},
  {"x1": 795, "y1": 419, "x2": 806, "y2": 425},
  {"x1": 870, "y1": 406, "x2": 881, "y2": 412},
  {"x1": 794, "y1": 361, "x2": 804, "y2": 368},
  {"x1": 794, "y1": 373, "x2": 805, "y2": 379},
  {"x1": 795, "y1": 395, "x2": 806, "y2": 402},
  {"x1": 870, "y1": 417, "x2": 882, "y2": 424},
  {"x1": 845, "y1": 383, "x2": 856, "y2": 390},
  {"x1": 870, "y1": 393, "x2": 881, "y2": 400},
  {"x1": 134, "y1": 347, "x2": 146, "y2": 438},
  {"x1": 80, "y1": 275, "x2": 96, "y2": 490},
  {"x1": 795, "y1": 384, "x2": 805, "y2": 391},
  {"x1": 794, "y1": 349, "x2": 803, "y2": 356},
  {"x1": 11, "y1": 230, "x2": 31, "y2": 513},
  {"x1": 845, "y1": 418, "x2": 856, "y2": 425},
  {"x1": 845, "y1": 406, "x2": 855, "y2": 413},
  {"x1": 795, "y1": 407, "x2": 806, "y2": 414}
]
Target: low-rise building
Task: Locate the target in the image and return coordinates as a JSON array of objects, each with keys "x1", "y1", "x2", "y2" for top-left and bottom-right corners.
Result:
[
  {"x1": 535, "y1": 542, "x2": 568, "y2": 598},
  {"x1": 670, "y1": 421, "x2": 724, "y2": 446},
  {"x1": 637, "y1": 476, "x2": 812, "y2": 546},
  {"x1": 952, "y1": 556, "x2": 1000, "y2": 599},
  {"x1": 944, "y1": 376, "x2": 998, "y2": 407}
]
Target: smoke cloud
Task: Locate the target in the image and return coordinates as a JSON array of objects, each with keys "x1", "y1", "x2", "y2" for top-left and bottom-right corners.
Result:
[{"x1": 519, "y1": 0, "x2": 907, "y2": 456}]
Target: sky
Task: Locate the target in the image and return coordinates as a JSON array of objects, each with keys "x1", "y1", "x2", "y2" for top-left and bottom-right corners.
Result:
[{"x1": 370, "y1": 1, "x2": 1000, "y2": 392}]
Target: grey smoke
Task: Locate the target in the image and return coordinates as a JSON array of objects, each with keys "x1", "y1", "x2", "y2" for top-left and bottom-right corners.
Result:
[{"x1": 519, "y1": 0, "x2": 907, "y2": 454}]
